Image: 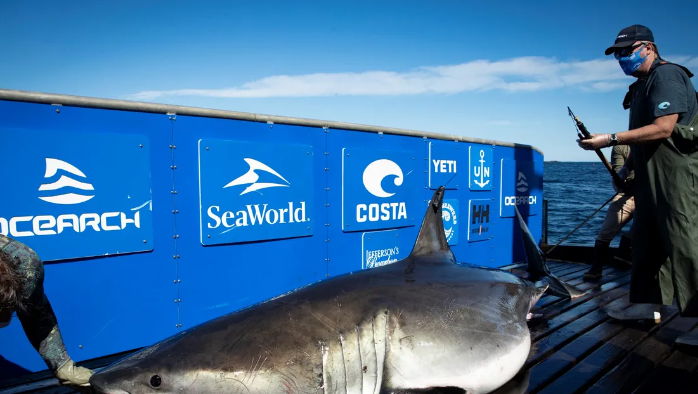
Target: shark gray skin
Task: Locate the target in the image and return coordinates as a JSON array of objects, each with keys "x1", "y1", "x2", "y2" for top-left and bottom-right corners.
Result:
[
  {"x1": 89, "y1": 186, "x2": 576, "y2": 394},
  {"x1": 514, "y1": 206, "x2": 587, "y2": 299}
]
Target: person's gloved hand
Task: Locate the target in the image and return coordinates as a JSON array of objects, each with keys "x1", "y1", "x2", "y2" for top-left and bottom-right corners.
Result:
[
  {"x1": 55, "y1": 359, "x2": 94, "y2": 387},
  {"x1": 577, "y1": 133, "x2": 612, "y2": 150}
]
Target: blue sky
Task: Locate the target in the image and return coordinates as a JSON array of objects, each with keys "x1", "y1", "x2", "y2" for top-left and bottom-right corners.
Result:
[{"x1": 1, "y1": 0, "x2": 696, "y2": 161}]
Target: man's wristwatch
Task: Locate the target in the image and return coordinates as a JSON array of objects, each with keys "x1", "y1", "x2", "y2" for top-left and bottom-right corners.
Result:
[{"x1": 609, "y1": 133, "x2": 619, "y2": 146}]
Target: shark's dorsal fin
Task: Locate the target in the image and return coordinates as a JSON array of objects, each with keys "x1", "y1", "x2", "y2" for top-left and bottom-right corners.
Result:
[{"x1": 408, "y1": 186, "x2": 455, "y2": 262}]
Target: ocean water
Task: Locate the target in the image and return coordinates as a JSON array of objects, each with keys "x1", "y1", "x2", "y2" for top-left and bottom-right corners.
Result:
[{"x1": 543, "y1": 161, "x2": 632, "y2": 247}]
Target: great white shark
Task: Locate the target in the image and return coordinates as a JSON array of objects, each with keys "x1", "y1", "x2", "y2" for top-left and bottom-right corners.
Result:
[{"x1": 89, "y1": 187, "x2": 584, "y2": 394}]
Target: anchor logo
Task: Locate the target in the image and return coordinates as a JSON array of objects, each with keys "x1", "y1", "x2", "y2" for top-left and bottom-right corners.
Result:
[{"x1": 473, "y1": 150, "x2": 490, "y2": 188}]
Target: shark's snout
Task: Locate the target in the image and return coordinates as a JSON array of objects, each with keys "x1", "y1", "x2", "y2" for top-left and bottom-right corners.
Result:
[{"x1": 89, "y1": 373, "x2": 130, "y2": 394}]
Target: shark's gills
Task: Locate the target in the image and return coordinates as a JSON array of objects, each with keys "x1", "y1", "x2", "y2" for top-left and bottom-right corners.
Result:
[{"x1": 323, "y1": 310, "x2": 388, "y2": 394}]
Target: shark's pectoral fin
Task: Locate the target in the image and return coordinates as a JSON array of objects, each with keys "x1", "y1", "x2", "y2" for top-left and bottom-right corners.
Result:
[
  {"x1": 546, "y1": 274, "x2": 587, "y2": 299},
  {"x1": 514, "y1": 206, "x2": 587, "y2": 300}
]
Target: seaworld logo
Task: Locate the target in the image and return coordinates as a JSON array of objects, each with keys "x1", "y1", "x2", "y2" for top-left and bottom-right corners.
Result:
[
  {"x1": 206, "y1": 158, "x2": 307, "y2": 231},
  {"x1": 223, "y1": 158, "x2": 290, "y2": 196}
]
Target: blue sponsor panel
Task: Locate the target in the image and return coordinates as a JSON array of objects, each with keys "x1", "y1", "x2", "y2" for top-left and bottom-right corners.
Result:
[
  {"x1": 172, "y1": 117, "x2": 327, "y2": 328},
  {"x1": 442, "y1": 199, "x2": 459, "y2": 245},
  {"x1": 428, "y1": 141, "x2": 460, "y2": 189},
  {"x1": 361, "y1": 229, "x2": 406, "y2": 269},
  {"x1": 469, "y1": 145, "x2": 493, "y2": 191},
  {"x1": 468, "y1": 199, "x2": 494, "y2": 243},
  {"x1": 499, "y1": 158, "x2": 542, "y2": 218},
  {"x1": 328, "y1": 129, "x2": 423, "y2": 277},
  {"x1": 0, "y1": 100, "x2": 176, "y2": 378},
  {"x1": 341, "y1": 147, "x2": 420, "y2": 232},
  {"x1": 198, "y1": 139, "x2": 314, "y2": 245},
  {"x1": 0, "y1": 130, "x2": 153, "y2": 261}
]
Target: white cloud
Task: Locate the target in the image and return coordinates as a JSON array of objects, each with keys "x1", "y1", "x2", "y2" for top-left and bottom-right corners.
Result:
[{"x1": 127, "y1": 55, "x2": 698, "y2": 101}]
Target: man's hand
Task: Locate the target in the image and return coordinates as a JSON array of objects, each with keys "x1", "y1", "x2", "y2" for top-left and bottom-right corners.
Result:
[
  {"x1": 55, "y1": 359, "x2": 94, "y2": 387},
  {"x1": 577, "y1": 133, "x2": 612, "y2": 150}
]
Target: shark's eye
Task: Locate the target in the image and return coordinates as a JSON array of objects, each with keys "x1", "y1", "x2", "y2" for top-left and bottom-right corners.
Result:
[{"x1": 150, "y1": 375, "x2": 162, "y2": 388}]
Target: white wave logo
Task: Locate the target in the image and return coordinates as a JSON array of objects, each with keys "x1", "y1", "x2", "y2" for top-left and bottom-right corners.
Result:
[
  {"x1": 442, "y1": 202, "x2": 457, "y2": 242},
  {"x1": 516, "y1": 172, "x2": 529, "y2": 193},
  {"x1": 38, "y1": 158, "x2": 95, "y2": 205},
  {"x1": 362, "y1": 159, "x2": 403, "y2": 198},
  {"x1": 224, "y1": 158, "x2": 290, "y2": 195}
]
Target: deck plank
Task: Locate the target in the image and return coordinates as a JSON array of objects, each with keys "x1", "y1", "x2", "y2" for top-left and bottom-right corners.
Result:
[
  {"x1": 534, "y1": 305, "x2": 680, "y2": 394},
  {"x1": 586, "y1": 316, "x2": 698, "y2": 394}
]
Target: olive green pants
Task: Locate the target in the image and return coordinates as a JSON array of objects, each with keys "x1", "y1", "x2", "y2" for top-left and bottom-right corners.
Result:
[{"x1": 630, "y1": 163, "x2": 698, "y2": 317}]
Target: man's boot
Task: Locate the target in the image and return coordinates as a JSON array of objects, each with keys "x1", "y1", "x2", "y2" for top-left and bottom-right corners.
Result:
[
  {"x1": 607, "y1": 303, "x2": 662, "y2": 323},
  {"x1": 584, "y1": 239, "x2": 611, "y2": 281}
]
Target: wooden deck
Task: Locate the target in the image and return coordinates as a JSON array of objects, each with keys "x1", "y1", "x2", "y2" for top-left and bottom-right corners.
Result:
[{"x1": 2, "y1": 260, "x2": 698, "y2": 394}]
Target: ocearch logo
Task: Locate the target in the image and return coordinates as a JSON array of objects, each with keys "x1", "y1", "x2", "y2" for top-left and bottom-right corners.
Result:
[
  {"x1": 38, "y1": 158, "x2": 95, "y2": 204},
  {"x1": 0, "y1": 158, "x2": 141, "y2": 238},
  {"x1": 357, "y1": 159, "x2": 407, "y2": 223},
  {"x1": 516, "y1": 172, "x2": 529, "y2": 193}
]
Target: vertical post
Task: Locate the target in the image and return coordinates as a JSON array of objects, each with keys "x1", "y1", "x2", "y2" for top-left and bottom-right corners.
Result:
[{"x1": 542, "y1": 199, "x2": 548, "y2": 245}]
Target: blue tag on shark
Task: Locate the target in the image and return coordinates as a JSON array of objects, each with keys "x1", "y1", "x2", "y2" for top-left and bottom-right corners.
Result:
[
  {"x1": 0, "y1": 130, "x2": 154, "y2": 262},
  {"x1": 198, "y1": 139, "x2": 314, "y2": 245},
  {"x1": 469, "y1": 145, "x2": 493, "y2": 191}
]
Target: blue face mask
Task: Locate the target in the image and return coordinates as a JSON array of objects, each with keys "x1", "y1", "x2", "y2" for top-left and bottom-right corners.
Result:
[{"x1": 617, "y1": 48, "x2": 648, "y2": 76}]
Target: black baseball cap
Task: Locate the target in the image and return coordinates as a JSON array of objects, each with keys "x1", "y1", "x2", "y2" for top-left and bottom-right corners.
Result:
[{"x1": 604, "y1": 24, "x2": 654, "y2": 55}]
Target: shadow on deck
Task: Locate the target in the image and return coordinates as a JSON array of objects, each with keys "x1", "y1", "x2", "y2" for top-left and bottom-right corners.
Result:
[{"x1": 2, "y1": 260, "x2": 697, "y2": 394}]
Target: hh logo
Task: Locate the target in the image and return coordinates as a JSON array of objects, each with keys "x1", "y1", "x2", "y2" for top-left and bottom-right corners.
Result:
[
  {"x1": 468, "y1": 200, "x2": 492, "y2": 242},
  {"x1": 472, "y1": 204, "x2": 490, "y2": 224}
]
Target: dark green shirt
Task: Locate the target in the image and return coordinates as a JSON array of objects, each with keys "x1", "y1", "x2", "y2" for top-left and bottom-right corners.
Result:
[
  {"x1": 626, "y1": 59, "x2": 698, "y2": 211},
  {"x1": 628, "y1": 59, "x2": 697, "y2": 131}
]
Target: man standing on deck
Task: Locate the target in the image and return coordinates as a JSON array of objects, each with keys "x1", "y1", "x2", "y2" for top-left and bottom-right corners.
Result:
[
  {"x1": 583, "y1": 144, "x2": 635, "y2": 281},
  {"x1": 578, "y1": 24, "x2": 698, "y2": 348},
  {"x1": 0, "y1": 234, "x2": 94, "y2": 388}
]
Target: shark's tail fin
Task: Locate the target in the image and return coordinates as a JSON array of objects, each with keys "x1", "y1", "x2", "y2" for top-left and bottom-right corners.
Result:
[
  {"x1": 514, "y1": 206, "x2": 586, "y2": 299},
  {"x1": 408, "y1": 186, "x2": 455, "y2": 262}
]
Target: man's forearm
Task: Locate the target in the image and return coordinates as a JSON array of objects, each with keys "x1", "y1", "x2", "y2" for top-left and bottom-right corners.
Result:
[{"x1": 616, "y1": 114, "x2": 678, "y2": 144}]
